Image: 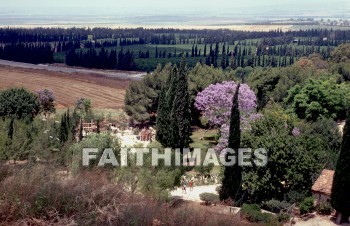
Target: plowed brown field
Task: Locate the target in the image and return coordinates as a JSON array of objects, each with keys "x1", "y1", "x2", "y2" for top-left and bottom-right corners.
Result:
[{"x1": 0, "y1": 66, "x2": 130, "y2": 109}]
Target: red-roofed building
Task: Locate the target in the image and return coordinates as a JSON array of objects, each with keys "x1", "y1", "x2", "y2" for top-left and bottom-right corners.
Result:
[{"x1": 311, "y1": 169, "x2": 334, "y2": 203}]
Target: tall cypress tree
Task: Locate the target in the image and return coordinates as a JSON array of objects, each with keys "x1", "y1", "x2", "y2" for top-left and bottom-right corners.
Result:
[
  {"x1": 164, "y1": 66, "x2": 179, "y2": 147},
  {"x1": 170, "y1": 57, "x2": 192, "y2": 151},
  {"x1": 156, "y1": 58, "x2": 191, "y2": 150},
  {"x1": 331, "y1": 107, "x2": 350, "y2": 223},
  {"x1": 156, "y1": 70, "x2": 172, "y2": 146},
  {"x1": 59, "y1": 112, "x2": 68, "y2": 144},
  {"x1": 220, "y1": 84, "x2": 242, "y2": 203}
]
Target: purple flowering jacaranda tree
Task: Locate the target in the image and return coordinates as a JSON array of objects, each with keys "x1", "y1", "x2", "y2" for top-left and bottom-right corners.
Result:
[
  {"x1": 37, "y1": 89, "x2": 56, "y2": 118},
  {"x1": 195, "y1": 81, "x2": 260, "y2": 151}
]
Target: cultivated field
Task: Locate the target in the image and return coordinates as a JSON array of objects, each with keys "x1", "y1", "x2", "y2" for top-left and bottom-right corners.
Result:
[{"x1": 0, "y1": 65, "x2": 130, "y2": 109}]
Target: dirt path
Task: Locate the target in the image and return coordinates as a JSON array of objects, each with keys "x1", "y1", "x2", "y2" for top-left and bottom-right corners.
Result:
[
  {"x1": 294, "y1": 215, "x2": 350, "y2": 226},
  {"x1": 171, "y1": 184, "x2": 220, "y2": 202}
]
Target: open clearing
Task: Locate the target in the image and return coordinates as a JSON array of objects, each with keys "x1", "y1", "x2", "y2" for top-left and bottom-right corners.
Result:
[{"x1": 0, "y1": 65, "x2": 131, "y2": 109}]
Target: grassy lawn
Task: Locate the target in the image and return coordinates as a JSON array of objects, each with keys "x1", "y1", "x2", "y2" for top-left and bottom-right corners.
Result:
[
  {"x1": 55, "y1": 108, "x2": 125, "y2": 121},
  {"x1": 190, "y1": 128, "x2": 218, "y2": 149},
  {"x1": 190, "y1": 128, "x2": 222, "y2": 175}
]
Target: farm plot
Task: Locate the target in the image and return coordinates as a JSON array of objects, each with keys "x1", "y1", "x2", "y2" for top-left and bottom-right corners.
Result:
[{"x1": 0, "y1": 65, "x2": 130, "y2": 109}]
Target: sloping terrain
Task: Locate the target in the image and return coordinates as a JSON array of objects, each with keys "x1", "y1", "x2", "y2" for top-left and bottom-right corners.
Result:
[{"x1": 0, "y1": 65, "x2": 131, "y2": 109}]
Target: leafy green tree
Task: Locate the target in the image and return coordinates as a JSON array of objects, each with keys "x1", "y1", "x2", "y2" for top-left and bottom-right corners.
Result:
[
  {"x1": 0, "y1": 87, "x2": 40, "y2": 121},
  {"x1": 330, "y1": 43, "x2": 350, "y2": 63},
  {"x1": 248, "y1": 65, "x2": 318, "y2": 110},
  {"x1": 241, "y1": 106, "x2": 333, "y2": 203},
  {"x1": 124, "y1": 64, "x2": 171, "y2": 123},
  {"x1": 285, "y1": 77, "x2": 350, "y2": 121},
  {"x1": 220, "y1": 84, "x2": 242, "y2": 202},
  {"x1": 331, "y1": 107, "x2": 350, "y2": 223},
  {"x1": 69, "y1": 133, "x2": 121, "y2": 173},
  {"x1": 0, "y1": 88, "x2": 40, "y2": 139},
  {"x1": 75, "y1": 98, "x2": 92, "y2": 119},
  {"x1": 118, "y1": 141, "x2": 183, "y2": 201}
]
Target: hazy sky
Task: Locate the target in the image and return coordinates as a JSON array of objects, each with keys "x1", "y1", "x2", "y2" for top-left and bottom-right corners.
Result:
[
  {"x1": 2, "y1": 0, "x2": 350, "y2": 18},
  {"x1": 3, "y1": 0, "x2": 349, "y2": 10}
]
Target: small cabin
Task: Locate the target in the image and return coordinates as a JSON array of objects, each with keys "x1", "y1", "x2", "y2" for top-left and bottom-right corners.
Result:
[{"x1": 311, "y1": 169, "x2": 334, "y2": 204}]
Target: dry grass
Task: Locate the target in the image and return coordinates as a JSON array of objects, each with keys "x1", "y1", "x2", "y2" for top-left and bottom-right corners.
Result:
[
  {"x1": 0, "y1": 164, "x2": 253, "y2": 226},
  {"x1": 0, "y1": 65, "x2": 130, "y2": 109}
]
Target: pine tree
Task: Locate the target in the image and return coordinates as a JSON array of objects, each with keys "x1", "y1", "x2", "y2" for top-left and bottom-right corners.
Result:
[
  {"x1": 220, "y1": 84, "x2": 242, "y2": 203},
  {"x1": 331, "y1": 107, "x2": 350, "y2": 223}
]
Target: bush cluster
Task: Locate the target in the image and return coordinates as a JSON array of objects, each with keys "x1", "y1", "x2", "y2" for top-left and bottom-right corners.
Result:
[
  {"x1": 316, "y1": 202, "x2": 333, "y2": 215},
  {"x1": 241, "y1": 203, "x2": 291, "y2": 225},
  {"x1": 262, "y1": 199, "x2": 291, "y2": 213},
  {"x1": 299, "y1": 197, "x2": 315, "y2": 214},
  {"x1": 0, "y1": 165, "x2": 247, "y2": 225},
  {"x1": 199, "y1": 193, "x2": 220, "y2": 205},
  {"x1": 241, "y1": 204, "x2": 274, "y2": 223}
]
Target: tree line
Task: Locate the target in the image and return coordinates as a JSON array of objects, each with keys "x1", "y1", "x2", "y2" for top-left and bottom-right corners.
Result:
[
  {"x1": 1, "y1": 27, "x2": 350, "y2": 44},
  {"x1": 65, "y1": 47, "x2": 135, "y2": 71},
  {"x1": 0, "y1": 43, "x2": 53, "y2": 64}
]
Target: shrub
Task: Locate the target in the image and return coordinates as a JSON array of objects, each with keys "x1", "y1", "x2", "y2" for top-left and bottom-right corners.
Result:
[
  {"x1": 277, "y1": 213, "x2": 291, "y2": 223},
  {"x1": 0, "y1": 165, "x2": 250, "y2": 225},
  {"x1": 299, "y1": 197, "x2": 314, "y2": 214},
  {"x1": 241, "y1": 204, "x2": 276, "y2": 223},
  {"x1": 262, "y1": 199, "x2": 290, "y2": 213},
  {"x1": 285, "y1": 190, "x2": 307, "y2": 204},
  {"x1": 316, "y1": 202, "x2": 332, "y2": 215},
  {"x1": 199, "y1": 192, "x2": 219, "y2": 205}
]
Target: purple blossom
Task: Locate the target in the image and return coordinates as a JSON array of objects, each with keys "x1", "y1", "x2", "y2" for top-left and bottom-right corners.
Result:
[
  {"x1": 292, "y1": 127, "x2": 301, "y2": 136},
  {"x1": 194, "y1": 81, "x2": 261, "y2": 151},
  {"x1": 195, "y1": 81, "x2": 257, "y2": 126},
  {"x1": 36, "y1": 89, "x2": 55, "y2": 116}
]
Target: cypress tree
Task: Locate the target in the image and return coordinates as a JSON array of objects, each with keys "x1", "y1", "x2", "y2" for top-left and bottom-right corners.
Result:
[
  {"x1": 331, "y1": 107, "x2": 350, "y2": 223},
  {"x1": 8, "y1": 118, "x2": 14, "y2": 139},
  {"x1": 164, "y1": 66, "x2": 179, "y2": 147},
  {"x1": 156, "y1": 66, "x2": 179, "y2": 147},
  {"x1": 170, "y1": 57, "x2": 192, "y2": 151},
  {"x1": 156, "y1": 58, "x2": 191, "y2": 151},
  {"x1": 66, "y1": 108, "x2": 70, "y2": 131},
  {"x1": 79, "y1": 119, "x2": 83, "y2": 142},
  {"x1": 220, "y1": 84, "x2": 242, "y2": 203},
  {"x1": 59, "y1": 112, "x2": 68, "y2": 144},
  {"x1": 96, "y1": 119, "x2": 100, "y2": 134},
  {"x1": 156, "y1": 70, "x2": 172, "y2": 146}
]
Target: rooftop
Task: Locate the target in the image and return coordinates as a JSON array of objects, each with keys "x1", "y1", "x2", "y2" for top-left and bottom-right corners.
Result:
[{"x1": 311, "y1": 169, "x2": 335, "y2": 196}]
